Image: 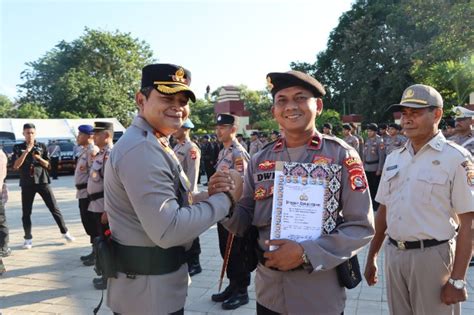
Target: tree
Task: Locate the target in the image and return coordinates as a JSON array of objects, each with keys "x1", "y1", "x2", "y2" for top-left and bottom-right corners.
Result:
[
  {"x1": 0, "y1": 95, "x2": 14, "y2": 118},
  {"x1": 238, "y1": 85, "x2": 273, "y2": 129},
  {"x1": 16, "y1": 102, "x2": 49, "y2": 119},
  {"x1": 189, "y1": 99, "x2": 215, "y2": 133},
  {"x1": 19, "y1": 28, "x2": 155, "y2": 126}
]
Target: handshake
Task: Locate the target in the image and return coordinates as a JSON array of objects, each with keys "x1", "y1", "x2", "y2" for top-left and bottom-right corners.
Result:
[{"x1": 207, "y1": 169, "x2": 243, "y2": 205}]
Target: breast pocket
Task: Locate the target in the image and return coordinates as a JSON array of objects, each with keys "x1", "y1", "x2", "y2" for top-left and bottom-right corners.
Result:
[
  {"x1": 416, "y1": 169, "x2": 448, "y2": 204},
  {"x1": 383, "y1": 170, "x2": 400, "y2": 203}
]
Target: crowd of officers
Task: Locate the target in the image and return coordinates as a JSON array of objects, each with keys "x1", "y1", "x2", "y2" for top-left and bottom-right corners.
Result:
[{"x1": 0, "y1": 62, "x2": 473, "y2": 315}]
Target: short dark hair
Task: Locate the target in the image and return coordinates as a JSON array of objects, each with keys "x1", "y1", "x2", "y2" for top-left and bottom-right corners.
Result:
[
  {"x1": 23, "y1": 123, "x2": 36, "y2": 130},
  {"x1": 140, "y1": 86, "x2": 155, "y2": 99}
]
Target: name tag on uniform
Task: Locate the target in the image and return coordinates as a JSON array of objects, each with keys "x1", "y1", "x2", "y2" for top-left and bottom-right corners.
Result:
[{"x1": 386, "y1": 165, "x2": 398, "y2": 171}]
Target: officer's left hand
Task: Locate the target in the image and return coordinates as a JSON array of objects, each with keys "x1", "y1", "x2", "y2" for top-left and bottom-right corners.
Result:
[
  {"x1": 101, "y1": 212, "x2": 108, "y2": 225},
  {"x1": 208, "y1": 171, "x2": 234, "y2": 196},
  {"x1": 440, "y1": 282, "x2": 467, "y2": 305},
  {"x1": 263, "y1": 239, "x2": 304, "y2": 271}
]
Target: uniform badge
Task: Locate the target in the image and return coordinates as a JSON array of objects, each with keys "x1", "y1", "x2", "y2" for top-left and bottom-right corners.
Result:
[
  {"x1": 308, "y1": 135, "x2": 321, "y2": 150},
  {"x1": 313, "y1": 155, "x2": 332, "y2": 165},
  {"x1": 432, "y1": 160, "x2": 440, "y2": 165},
  {"x1": 254, "y1": 186, "x2": 266, "y2": 200},
  {"x1": 268, "y1": 185, "x2": 274, "y2": 196},
  {"x1": 343, "y1": 156, "x2": 363, "y2": 169},
  {"x1": 92, "y1": 171, "x2": 98, "y2": 179},
  {"x1": 258, "y1": 160, "x2": 275, "y2": 171},
  {"x1": 235, "y1": 157, "x2": 244, "y2": 172},
  {"x1": 350, "y1": 174, "x2": 367, "y2": 192},
  {"x1": 405, "y1": 88, "x2": 414, "y2": 98},
  {"x1": 190, "y1": 149, "x2": 197, "y2": 160},
  {"x1": 80, "y1": 165, "x2": 86, "y2": 172}
]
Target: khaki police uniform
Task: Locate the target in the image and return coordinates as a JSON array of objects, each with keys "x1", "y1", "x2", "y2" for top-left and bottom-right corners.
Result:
[
  {"x1": 87, "y1": 143, "x2": 112, "y2": 214},
  {"x1": 105, "y1": 116, "x2": 232, "y2": 315},
  {"x1": 385, "y1": 134, "x2": 407, "y2": 156},
  {"x1": 249, "y1": 139, "x2": 264, "y2": 157},
  {"x1": 343, "y1": 134, "x2": 359, "y2": 152},
  {"x1": 222, "y1": 132, "x2": 375, "y2": 314},
  {"x1": 363, "y1": 135, "x2": 385, "y2": 209},
  {"x1": 75, "y1": 143, "x2": 99, "y2": 243},
  {"x1": 450, "y1": 132, "x2": 474, "y2": 156},
  {"x1": 173, "y1": 138, "x2": 201, "y2": 193},
  {"x1": 215, "y1": 138, "x2": 251, "y2": 293},
  {"x1": 376, "y1": 132, "x2": 474, "y2": 315}
]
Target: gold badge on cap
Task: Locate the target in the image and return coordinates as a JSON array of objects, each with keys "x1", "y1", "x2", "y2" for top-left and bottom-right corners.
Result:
[
  {"x1": 405, "y1": 89, "x2": 414, "y2": 98},
  {"x1": 172, "y1": 68, "x2": 188, "y2": 84},
  {"x1": 455, "y1": 108, "x2": 463, "y2": 118}
]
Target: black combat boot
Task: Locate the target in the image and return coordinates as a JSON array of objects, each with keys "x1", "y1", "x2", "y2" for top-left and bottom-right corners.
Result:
[
  {"x1": 222, "y1": 287, "x2": 249, "y2": 310},
  {"x1": 211, "y1": 284, "x2": 235, "y2": 302}
]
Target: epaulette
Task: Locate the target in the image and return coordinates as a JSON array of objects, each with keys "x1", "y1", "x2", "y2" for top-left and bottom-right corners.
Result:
[
  {"x1": 446, "y1": 140, "x2": 472, "y2": 158},
  {"x1": 322, "y1": 134, "x2": 353, "y2": 151}
]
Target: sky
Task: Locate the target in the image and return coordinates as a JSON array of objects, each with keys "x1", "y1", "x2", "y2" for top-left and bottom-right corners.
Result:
[{"x1": 0, "y1": 0, "x2": 353, "y2": 101}]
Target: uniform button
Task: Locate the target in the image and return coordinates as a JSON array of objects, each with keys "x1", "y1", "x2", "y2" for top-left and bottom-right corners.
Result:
[{"x1": 315, "y1": 265, "x2": 323, "y2": 271}]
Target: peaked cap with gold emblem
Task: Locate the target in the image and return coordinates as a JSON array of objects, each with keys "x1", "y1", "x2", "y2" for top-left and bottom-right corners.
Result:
[
  {"x1": 141, "y1": 63, "x2": 196, "y2": 102},
  {"x1": 452, "y1": 106, "x2": 474, "y2": 120},
  {"x1": 388, "y1": 84, "x2": 443, "y2": 112},
  {"x1": 266, "y1": 70, "x2": 326, "y2": 98}
]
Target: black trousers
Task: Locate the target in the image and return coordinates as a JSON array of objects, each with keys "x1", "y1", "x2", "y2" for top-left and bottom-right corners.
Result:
[
  {"x1": 91, "y1": 211, "x2": 108, "y2": 239},
  {"x1": 78, "y1": 198, "x2": 98, "y2": 243},
  {"x1": 186, "y1": 237, "x2": 201, "y2": 265},
  {"x1": 21, "y1": 184, "x2": 68, "y2": 239},
  {"x1": 257, "y1": 302, "x2": 344, "y2": 315},
  {"x1": 50, "y1": 157, "x2": 59, "y2": 179},
  {"x1": 365, "y1": 171, "x2": 380, "y2": 210},
  {"x1": 217, "y1": 223, "x2": 250, "y2": 289},
  {"x1": 0, "y1": 201, "x2": 8, "y2": 249},
  {"x1": 114, "y1": 309, "x2": 183, "y2": 315},
  {"x1": 204, "y1": 161, "x2": 215, "y2": 182}
]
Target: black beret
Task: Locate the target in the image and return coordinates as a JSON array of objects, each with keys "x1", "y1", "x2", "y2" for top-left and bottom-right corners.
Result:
[
  {"x1": 93, "y1": 121, "x2": 114, "y2": 132},
  {"x1": 266, "y1": 70, "x2": 326, "y2": 98},
  {"x1": 342, "y1": 124, "x2": 352, "y2": 130},
  {"x1": 202, "y1": 135, "x2": 210, "y2": 140},
  {"x1": 379, "y1": 123, "x2": 388, "y2": 129},
  {"x1": 388, "y1": 123, "x2": 401, "y2": 130},
  {"x1": 323, "y1": 123, "x2": 332, "y2": 129},
  {"x1": 251, "y1": 131, "x2": 259, "y2": 136},
  {"x1": 216, "y1": 114, "x2": 237, "y2": 126},
  {"x1": 23, "y1": 123, "x2": 36, "y2": 130},
  {"x1": 366, "y1": 123, "x2": 378, "y2": 131},
  {"x1": 259, "y1": 133, "x2": 268, "y2": 137},
  {"x1": 141, "y1": 63, "x2": 196, "y2": 102},
  {"x1": 271, "y1": 130, "x2": 279, "y2": 136}
]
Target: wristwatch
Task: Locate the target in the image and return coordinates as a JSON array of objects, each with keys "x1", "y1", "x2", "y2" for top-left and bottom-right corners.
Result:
[
  {"x1": 448, "y1": 278, "x2": 466, "y2": 290},
  {"x1": 301, "y1": 252, "x2": 310, "y2": 265}
]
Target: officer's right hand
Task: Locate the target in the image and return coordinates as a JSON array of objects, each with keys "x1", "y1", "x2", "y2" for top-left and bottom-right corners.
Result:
[
  {"x1": 208, "y1": 171, "x2": 235, "y2": 196},
  {"x1": 227, "y1": 169, "x2": 243, "y2": 201},
  {"x1": 364, "y1": 258, "x2": 378, "y2": 286}
]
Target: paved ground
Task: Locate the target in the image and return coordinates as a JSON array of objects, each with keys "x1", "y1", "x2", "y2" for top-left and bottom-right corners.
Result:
[{"x1": 0, "y1": 175, "x2": 473, "y2": 315}]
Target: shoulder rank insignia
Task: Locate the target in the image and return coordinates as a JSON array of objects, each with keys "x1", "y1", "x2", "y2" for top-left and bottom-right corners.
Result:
[
  {"x1": 254, "y1": 186, "x2": 266, "y2": 200},
  {"x1": 272, "y1": 138, "x2": 284, "y2": 152},
  {"x1": 190, "y1": 149, "x2": 197, "y2": 160},
  {"x1": 258, "y1": 160, "x2": 276, "y2": 171},
  {"x1": 308, "y1": 135, "x2": 321, "y2": 150}
]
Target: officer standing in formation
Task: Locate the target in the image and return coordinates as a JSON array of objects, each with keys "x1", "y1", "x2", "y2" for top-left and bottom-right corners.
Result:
[
  {"x1": 211, "y1": 113, "x2": 251, "y2": 310},
  {"x1": 364, "y1": 84, "x2": 474, "y2": 315},
  {"x1": 172, "y1": 118, "x2": 203, "y2": 276},
  {"x1": 450, "y1": 106, "x2": 474, "y2": 155},
  {"x1": 12, "y1": 123, "x2": 74, "y2": 249},
  {"x1": 363, "y1": 123, "x2": 385, "y2": 209},
  {"x1": 249, "y1": 131, "x2": 264, "y2": 157},
  {"x1": 222, "y1": 70, "x2": 374, "y2": 314},
  {"x1": 322, "y1": 122, "x2": 333, "y2": 135},
  {"x1": 342, "y1": 123, "x2": 360, "y2": 151},
  {"x1": 385, "y1": 123, "x2": 407, "y2": 156},
  {"x1": 87, "y1": 121, "x2": 114, "y2": 290},
  {"x1": 378, "y1": 123, "x2": 391, "y2": 144},
  {"x1": 73, "y1": 124, "x2": 98, "y2": 265},
  {"x1": 104, "y1": 63, "x2": 241, "y2": 315}
]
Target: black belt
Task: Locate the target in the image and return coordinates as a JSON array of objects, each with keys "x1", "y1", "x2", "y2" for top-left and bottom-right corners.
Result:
[
  {"x1": 88, "y1": 191, "x2": 104, "y2": 201},
  {"x1": 388, "y1": 237, "x2": 449, "y2": 250},
  {"x1": 365, "y1": 160, "x2": 379, "y2": 165},
  {"x1": 113, "y1": 240, "x2": 187, "y2": 276},
  {"x1": 75, "y1": 183, "x2": 87, "y2": 190}
]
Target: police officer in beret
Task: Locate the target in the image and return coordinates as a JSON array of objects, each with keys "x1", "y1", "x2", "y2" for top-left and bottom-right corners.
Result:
[
  {"x1": 249, "y1": 131, "x2": 264, "y2": 157},
  {"x1": 104, "y1": 63, "x2": 241, "y2": 315},
  {"x1": 221, "y1": 70, "x2": 374, "y2": 314},
  {"x1": 322, "y1": 122, "x2": 333, "y2": 135},
  {"x1": 365, "y1": 84, "x2": 474, "y2": 314},
  {"x1": 172, "y1": 118, "x2": 203, "y2": 276},
  {"x1": 342, "y1": 123, "x2": 360, "y2": 151},
  {"x1": 12, "y1": 123, "x2": 75, "y2": 249},
  {"x1": 211, "y1": 113, "x2": 251, "y2": 310},
  {"x1": 86, "y1": 122, "x2": 114, "y2": 289},
  {"x1": 385, "y1": 123, "x2": 407, "y2": 156},
  {"x1": 363, "y1": 123, "x2": 385, "y2": 209},
  {"x1": 74, "y1": 124, "x2": 99, "y2": 265},
  {"x1": 378, "y1": 123, "x2": 391, "y2": 144}
]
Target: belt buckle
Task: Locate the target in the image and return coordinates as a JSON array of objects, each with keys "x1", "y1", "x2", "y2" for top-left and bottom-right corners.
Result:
[{"x1": 397, "y1": 240, "x2": 406, "y2": 250}]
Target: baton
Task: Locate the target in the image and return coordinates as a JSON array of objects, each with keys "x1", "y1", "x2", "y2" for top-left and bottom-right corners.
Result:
[{"x1": 218, "y1": 233, "x2": 234, "y2": 292}]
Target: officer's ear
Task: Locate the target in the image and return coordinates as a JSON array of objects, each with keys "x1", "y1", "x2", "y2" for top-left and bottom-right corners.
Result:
[
  {"x1": 316, "y1": 98, "x2": 323, "y2": 115},
  {"x1": 135, "y1": 91, "x2": 145, "y2": 111},
  {"x1": 271, "y1": 105, "x2": 275, "y2": 118}
]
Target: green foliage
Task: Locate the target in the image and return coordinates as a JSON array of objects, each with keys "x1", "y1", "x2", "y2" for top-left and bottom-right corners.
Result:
[
  {"x1": 238, "y1": 85, "x2": 273, "y2": 128},
  {"x1": 16, "y1": 102, "x2": 49, "y2": 119},
  {"x1": 291, "y1": 0, "x2": 473, "y2": 122},
  {"x1": 19, "y1": 28, "x2": 155, "y2": 125},
  {"x1": 0, "y1": 95, "x2": 14, "y2": 118},
  {"x1": 189, "y1": 99, "x2": 215, "y2": 133},
  {"x1": 315, "y1": 109, "x2": 342, "y2": 136}
]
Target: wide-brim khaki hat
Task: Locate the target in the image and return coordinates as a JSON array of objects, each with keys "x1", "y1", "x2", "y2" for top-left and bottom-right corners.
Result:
[{"x1": 388, "y1": 84, "x2": 443, "y2": 112}]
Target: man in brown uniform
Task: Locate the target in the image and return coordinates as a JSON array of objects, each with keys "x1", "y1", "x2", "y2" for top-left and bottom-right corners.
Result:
[
  {"x1": 364, "y1": 84, "x2": 474, "y2": 315},
  {"x1": 249, "y1": 131, "x2": 264, "y2": 157},
  {"x1": 342, "y1": 123, "x2": 360, "y2": 151},
  {"x1": 172, "y1": 118, "x2": 203, "y2": 276},
  {"x1": 87, "y1": 121, "x2": 113, "y2": 290},
  {"x1": 74, "y1": 124, "x2": 98, "y2": 265},
  {"x1": 211, "y1": 113, "x2": 251, "y2": 310},
  {"x1": 222, "y1": 70, "x2": 374, "y2": 314},
  {"x1": 385, "y1": 123, "x2": 407, "y2": 156}
]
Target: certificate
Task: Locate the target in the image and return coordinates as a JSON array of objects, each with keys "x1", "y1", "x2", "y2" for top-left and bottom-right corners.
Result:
[{"x1": 270, "y1": 161, "x2": 342, "y2": 249}]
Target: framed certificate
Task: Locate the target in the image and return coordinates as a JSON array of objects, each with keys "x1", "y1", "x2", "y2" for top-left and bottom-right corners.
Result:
[{"x1": 270, "y1": 161, "x2": 342, "y2": 249}]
